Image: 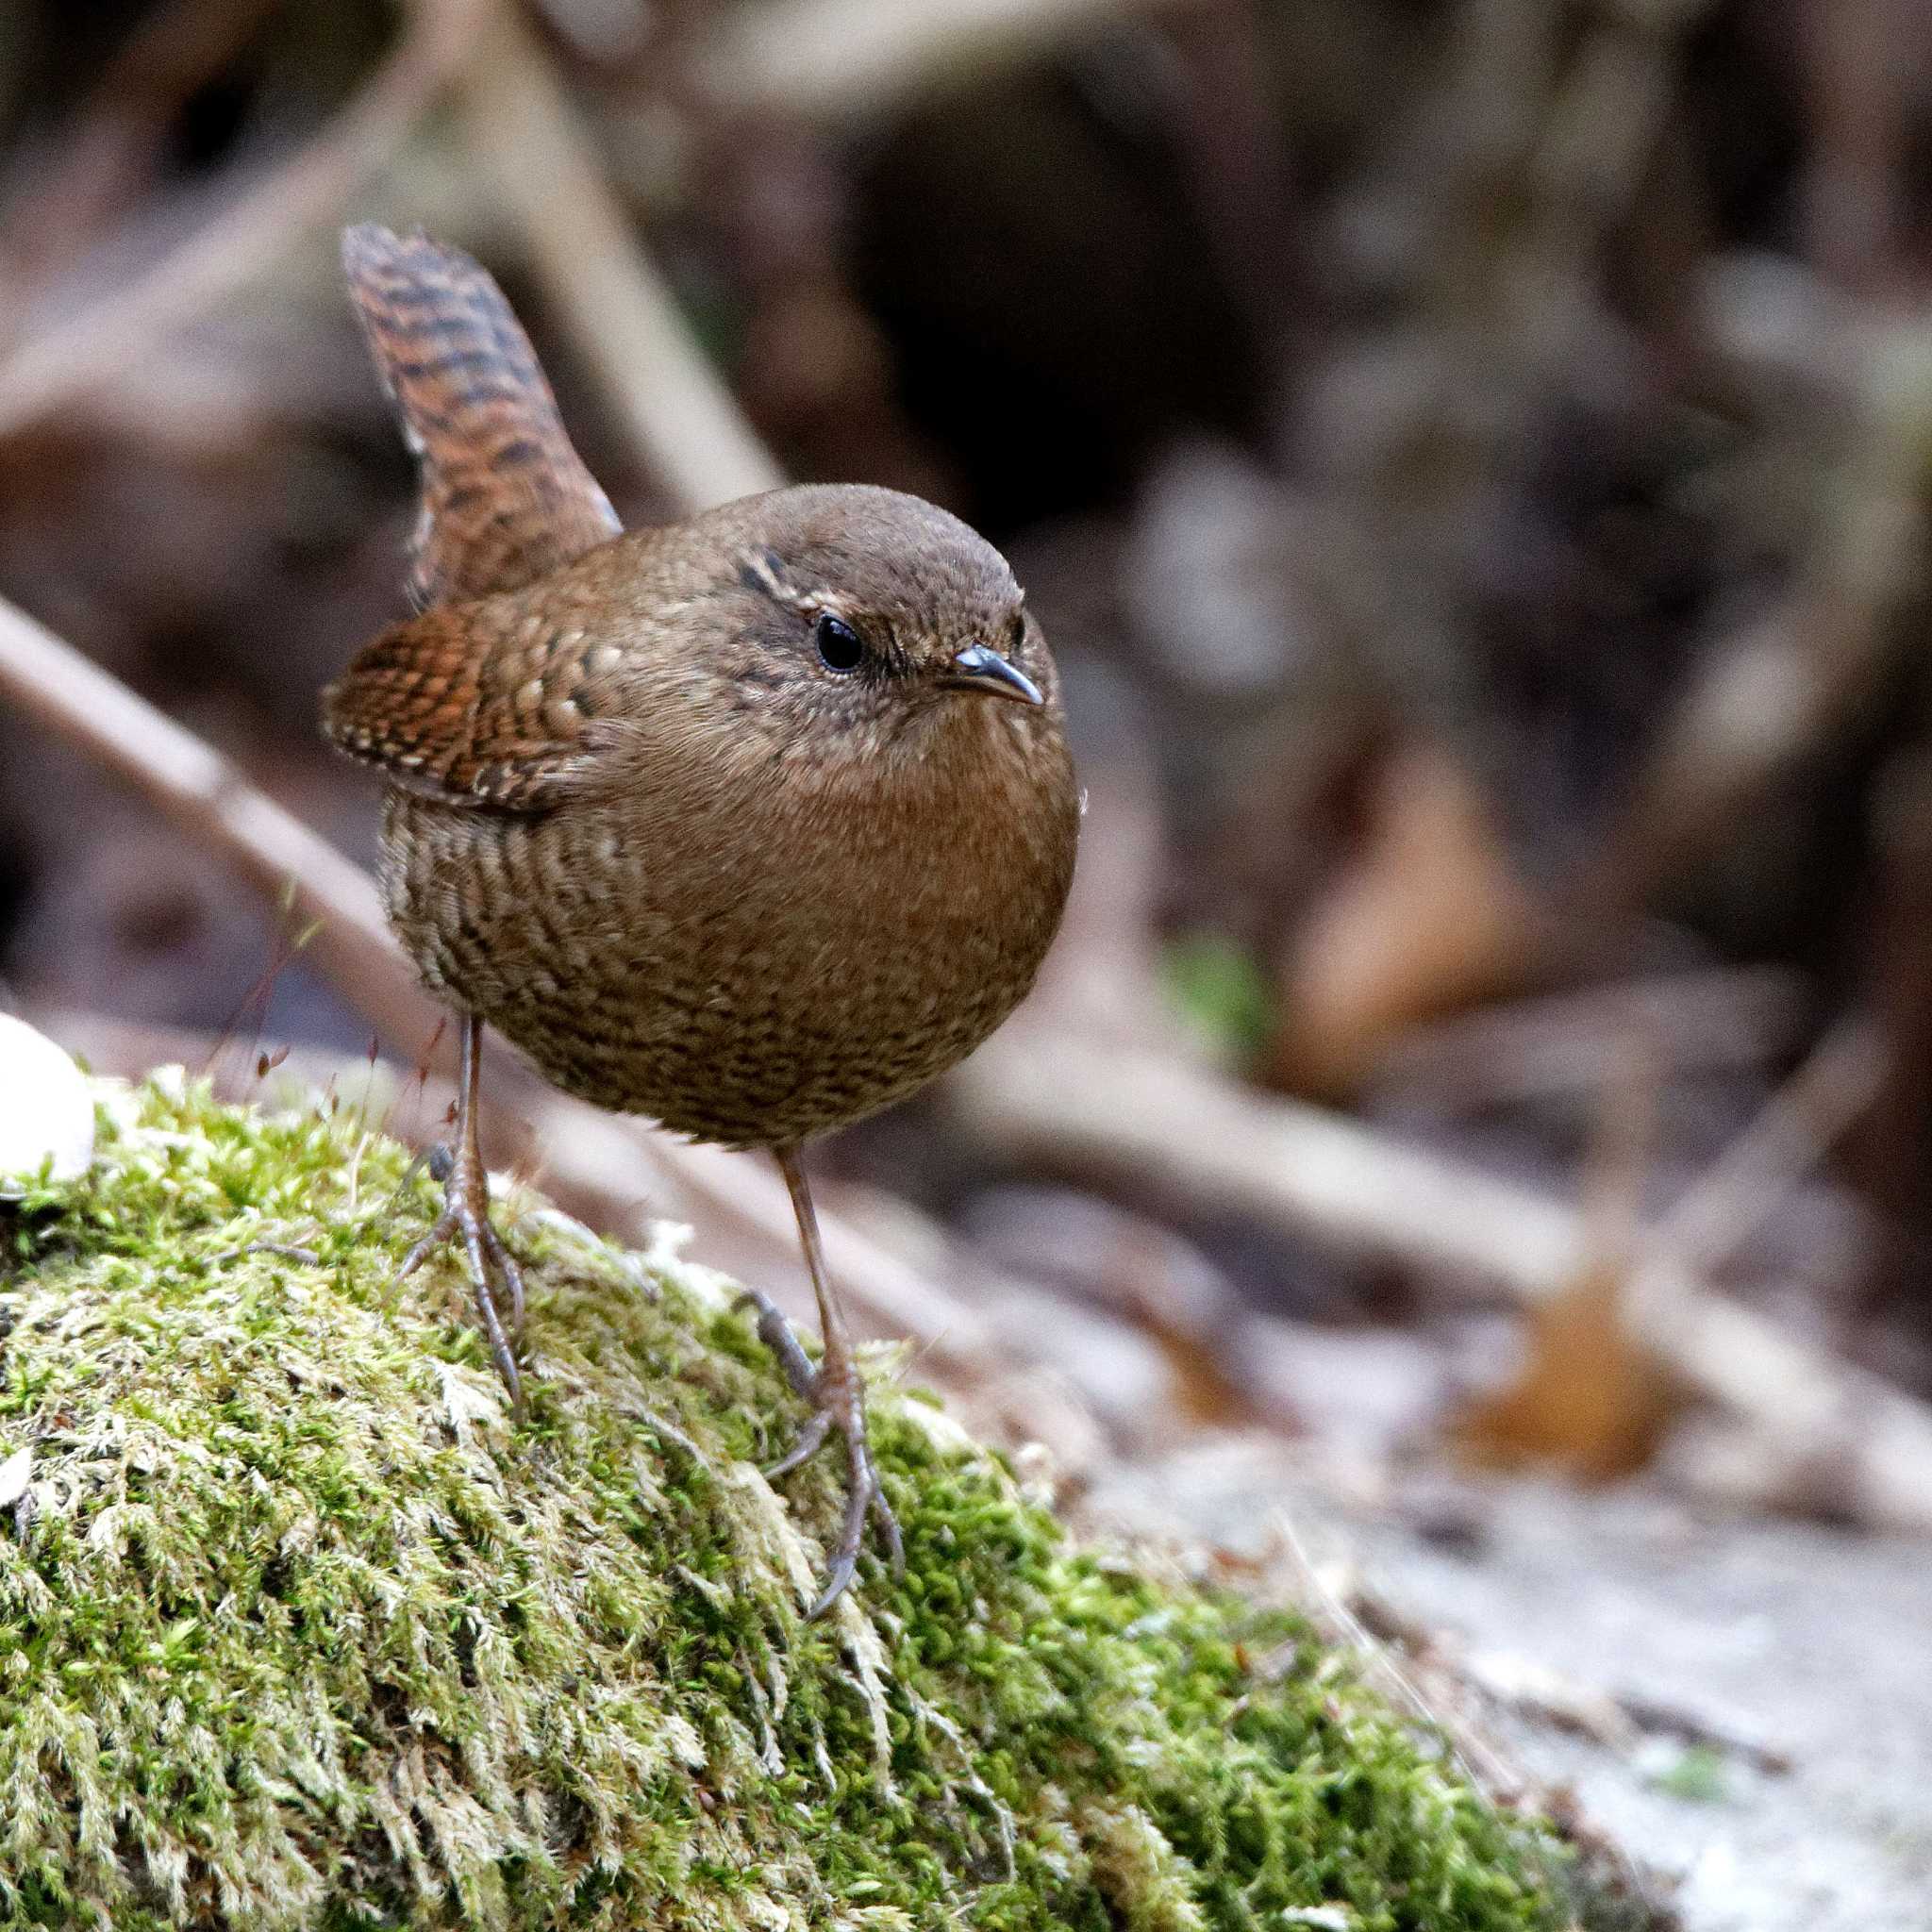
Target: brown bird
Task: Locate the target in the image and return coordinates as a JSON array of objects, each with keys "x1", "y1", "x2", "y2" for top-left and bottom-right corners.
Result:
[{"x1": 323, "y1": 226, "x2": 1078, "y2": 1614}]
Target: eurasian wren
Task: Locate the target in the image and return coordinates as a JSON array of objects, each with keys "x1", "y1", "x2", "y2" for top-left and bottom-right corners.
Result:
[{"x1": 323, "y1": 226, "x2": 1078, "y2": 1614}]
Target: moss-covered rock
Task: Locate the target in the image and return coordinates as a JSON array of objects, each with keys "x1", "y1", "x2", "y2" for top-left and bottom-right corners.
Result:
[{"x1": 0, "y1": 1075, "x2": 1571, "y2": 1930}]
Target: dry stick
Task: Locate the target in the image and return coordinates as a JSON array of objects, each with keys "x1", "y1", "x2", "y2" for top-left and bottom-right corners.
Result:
[
  {"x1": 1656, "y1": 1014, "x2": 1886, "y2": 1274},
  {"x1": 0, "y1": 0, "x2": 481, "y2": 438},
  {"x1": 0, "y1": 598, "x2": 449, "y2": 1073},
  {"x1": 458, "y1": 1, "x2": 784, "y2": 515},
  {"x1": 694, "y1": 0, "x2": 1214, "y2": 124},
  {"x1": 950, "y1": 1024, "x2": 1932, "y2": 1531},
  {"x1": 1368, "y1": 964, "x2": 1808, "y2": 1109}
]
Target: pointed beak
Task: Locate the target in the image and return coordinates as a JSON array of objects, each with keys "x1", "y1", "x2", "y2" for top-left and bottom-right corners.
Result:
[{"x1": 942, "y1": 643, "x2": 1044, "y2": 707}]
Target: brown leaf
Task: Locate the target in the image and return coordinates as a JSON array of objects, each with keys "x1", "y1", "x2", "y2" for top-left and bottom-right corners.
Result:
[
  {"x1": 1270, "y1": 739, "x2": 1545, "y2": 1100},
  {"x1": 1451, "y1": 1255, "x2": 1678, "y2": 1481}
]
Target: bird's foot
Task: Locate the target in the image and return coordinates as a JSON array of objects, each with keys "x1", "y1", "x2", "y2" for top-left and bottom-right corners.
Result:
[
  {"x1": 396, "y1": 1142, "x2": 525, "y2": 1408},
  {"x1": 736, "y1": 1287, "x2": 905, "y2": 1618}
]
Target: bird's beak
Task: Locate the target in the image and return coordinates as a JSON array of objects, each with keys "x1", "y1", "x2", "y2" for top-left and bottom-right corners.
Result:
[{"x1": 942, "y1": 643, "x2": 1043, "y2": 707}]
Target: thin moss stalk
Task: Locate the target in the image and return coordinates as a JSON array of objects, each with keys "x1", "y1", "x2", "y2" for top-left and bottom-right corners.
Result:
[{"x1": 0, "y1": 1074, "x2": 1570, "y2": 1931}]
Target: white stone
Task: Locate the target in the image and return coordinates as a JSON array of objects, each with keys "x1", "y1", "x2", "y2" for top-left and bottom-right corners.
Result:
[{"x1": 0, "y1": 1014, "x2": 94, "y2": 1191}]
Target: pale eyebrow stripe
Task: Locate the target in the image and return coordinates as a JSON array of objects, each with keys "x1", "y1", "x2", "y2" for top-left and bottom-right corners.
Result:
[{"x1": 738, "y1": 548, "x2": 841, "y2": 616}]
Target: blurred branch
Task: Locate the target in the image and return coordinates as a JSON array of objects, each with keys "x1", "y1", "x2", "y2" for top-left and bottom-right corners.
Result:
[
  {"x1": 952, "y1": 1023, "x2": 1932, "y2": 1530},
  {"x1": 1368, "y1": 965, "x2": 1810, "y2": 1111},
  {"x1": 461, "y1": 0, "x2": 783, "y2": 512},
  {"x1": 958, "y1": 1029, "x2": 1589, "y2": 1298},
  {"x1": 1657, "y1": 1014, "x2": 1884, "y2": 1275},
  {"x1": 0, "y1": 0, "x2": 481, "y2": 439},
  {"x1": 695, "y1": 0, "x2": 1213, "y2": 125},
  {"x1": 0, "y1": 593, "x2": 448, "y2": 1071}
]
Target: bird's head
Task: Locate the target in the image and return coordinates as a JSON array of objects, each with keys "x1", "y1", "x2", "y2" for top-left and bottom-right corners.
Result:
[{"x1": 691, "y1": 484, "x2": 1058, "y2": 760}]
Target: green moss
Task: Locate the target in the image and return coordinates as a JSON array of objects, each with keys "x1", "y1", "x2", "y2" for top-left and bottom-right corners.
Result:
[{"x1": 0, "y1": 1075, "x2": 1570, "y2": 1930}]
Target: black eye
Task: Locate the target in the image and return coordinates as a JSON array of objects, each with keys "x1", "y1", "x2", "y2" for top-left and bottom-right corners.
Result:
[{"x1": 814, "y1": 613, "x2": 864, "y2": 674}]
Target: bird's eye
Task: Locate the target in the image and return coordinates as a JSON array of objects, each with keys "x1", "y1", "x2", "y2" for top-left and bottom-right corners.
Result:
[{"x1": 814, "y1": 613, "x2": 864, "y2": 674}]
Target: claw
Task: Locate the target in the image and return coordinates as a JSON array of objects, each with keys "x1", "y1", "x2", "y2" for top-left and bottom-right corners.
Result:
[
  {"x1": 807, "y1": 1415, "x2": 903, "y2": 1619},
  {"x1": 870, "y1": 1485, "x2": 906, "y2": 1572},
  {"x1": 482, "y1": 1216, "x2": 526, "y2": 1339},
  {"x1": 808, "y1": 1548, "x2": 861, "y2": 1624},
  {"x1": 735, "y1": 1287, "x2": 819, "y2": 1399},
  {"x1": 766, "y1": 1407, "x2": 832, "y2": 1478},
  {"x1": 736, "y1": 1285, "x2": 903, "y2": 1618}
]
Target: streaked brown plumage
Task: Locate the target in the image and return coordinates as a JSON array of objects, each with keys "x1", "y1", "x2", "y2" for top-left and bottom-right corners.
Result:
[{"x1": 323, "y1": 226, "x2": 1078, "y2": 1614}]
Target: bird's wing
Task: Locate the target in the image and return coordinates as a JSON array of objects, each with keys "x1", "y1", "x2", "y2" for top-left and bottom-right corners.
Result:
[
  {"x1": 341, "y1": 224, "x2": 621, "y2": 609},
  {"x1": 322, "y1": 588, "x2": 627, "y2": 811}
]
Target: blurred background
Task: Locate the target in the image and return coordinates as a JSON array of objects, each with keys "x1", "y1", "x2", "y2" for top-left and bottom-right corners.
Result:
[{"x1": 2, "y1": 1, "x2": 1931, "y2": 1924}]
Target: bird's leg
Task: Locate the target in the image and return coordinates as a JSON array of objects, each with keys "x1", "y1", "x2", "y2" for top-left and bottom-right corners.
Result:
[
  {"x1": 736, "y1": 1147, "x2": 905, "y2": 1617},
  {"x1": 393, "y1": 1012, "x2": 526, "y2": 1406}
]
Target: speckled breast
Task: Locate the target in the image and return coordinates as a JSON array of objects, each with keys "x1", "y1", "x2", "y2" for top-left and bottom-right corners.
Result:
[{"x1": 379, "y1": 774, "x2": 1075, "y2": 1149}]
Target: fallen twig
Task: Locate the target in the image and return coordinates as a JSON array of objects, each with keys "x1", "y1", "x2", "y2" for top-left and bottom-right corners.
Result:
[
  {"x1": 1367, "y1": 965, "x2": 1810, "y2": 1111},
  {"x1": 0, "y1": 593, "x2": 449, "y2": 1071},
  {"x1": 1447, "y1": 1638, "x2": 1790, "y2": 1774},
  {"x1": 1656, "y1": 1013, "x2": 1884, "y2": 1274},
  {"x1": 951, "y1": 1019, "x2": 1932, "y2": 1530}
]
